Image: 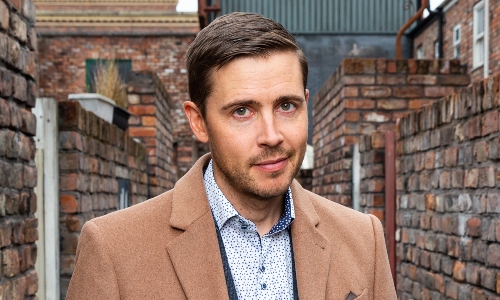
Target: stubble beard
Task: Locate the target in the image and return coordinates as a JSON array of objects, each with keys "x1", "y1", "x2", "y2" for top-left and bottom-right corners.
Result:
[{"x1": 210, "y1": 142, "x2": 307, "y2": 201}]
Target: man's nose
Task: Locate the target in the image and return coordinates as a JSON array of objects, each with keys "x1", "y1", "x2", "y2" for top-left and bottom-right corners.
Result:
[{"x1": 257, "y1": 113, "x2": 284, "y2": 148}]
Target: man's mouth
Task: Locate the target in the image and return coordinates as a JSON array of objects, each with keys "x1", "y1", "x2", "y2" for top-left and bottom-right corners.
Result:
[{"x1": 253, "y1": 157, "x2": 288, "y2": 172}]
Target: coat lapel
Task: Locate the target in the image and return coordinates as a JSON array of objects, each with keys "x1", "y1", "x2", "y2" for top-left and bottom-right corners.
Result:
[
  {"x1": 290, "y1": 180, "x2": 332, "y2": 299},
  {"x1": 166, "y1": 154, "x2": 229, "y2": 300}
]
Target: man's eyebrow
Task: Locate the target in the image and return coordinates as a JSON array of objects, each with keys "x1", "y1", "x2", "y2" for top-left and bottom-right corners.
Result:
[
  {"x1": 221, "y1": 95, "x2": 306, "y2": 111},
  {"x1": 221, "y1": 100, "x2": 261, "y2": 111}
]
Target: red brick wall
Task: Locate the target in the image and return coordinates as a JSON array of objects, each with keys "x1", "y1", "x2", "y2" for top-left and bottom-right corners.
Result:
[
  {"x1": 37, "y1": 34, "x2": 201, "y2": 173},
  {"x1": 413, "y1": 0, "x2": 500, "y2": 83},
  {"x1": 127, "y1": 71, "x2": 176, "y2": 195},
  {"x1": 313, "y1": 58, "x2": 470, "y2": 207},
  {"x1": 396, "y1": 75, "x2": 500, "y2": 299},
  {"x1": 359, "y1": 131, "x2": 386, "y2": 223},
  {"x1": 0, "y1": 0, "x2": 38, "y2": 296},
  {"x1": 58, "y1": 101, "x2": 148, "y2": 297}
]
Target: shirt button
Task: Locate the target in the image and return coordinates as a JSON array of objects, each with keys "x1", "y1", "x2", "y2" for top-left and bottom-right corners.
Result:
[
  {"x1": 260, "y1": 266, "x2": 265, "y2": 272},
  {"x1": 261, "y1": 283, "x2": 267, "y2": 290}
]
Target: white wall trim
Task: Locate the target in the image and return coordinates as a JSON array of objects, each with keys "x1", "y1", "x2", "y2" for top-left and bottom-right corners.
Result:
[{"x1": 33, "y1": 98, "x2": 60, "y2": 300}]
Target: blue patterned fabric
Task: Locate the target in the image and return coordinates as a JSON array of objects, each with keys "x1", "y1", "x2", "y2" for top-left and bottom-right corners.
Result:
[{"x1": 204, "y1": 160, "x2": 296, "y2": 300}]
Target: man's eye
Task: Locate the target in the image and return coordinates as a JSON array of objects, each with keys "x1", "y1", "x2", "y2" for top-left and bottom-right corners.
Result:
[
  {"x1": 234, "y1": 107, "x2": 249, "y2": 116},
  {"x1": 280, "y1": 103, "x2": 295, "y2": 111}
]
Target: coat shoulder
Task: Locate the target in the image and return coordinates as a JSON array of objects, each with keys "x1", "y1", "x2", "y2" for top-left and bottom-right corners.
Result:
[{"x1": 86, "y1": 190, "x2": 176, "y2": 243}]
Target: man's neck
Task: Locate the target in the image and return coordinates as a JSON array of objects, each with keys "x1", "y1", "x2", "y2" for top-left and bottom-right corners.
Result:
[{"x1": 213, "y1": 170, "x2": 285, "y2": 237}]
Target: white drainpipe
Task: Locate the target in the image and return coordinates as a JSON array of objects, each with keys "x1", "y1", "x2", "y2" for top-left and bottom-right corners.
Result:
[{"x1": 484, "y1": 0, "x2": 490, "y2": 78}]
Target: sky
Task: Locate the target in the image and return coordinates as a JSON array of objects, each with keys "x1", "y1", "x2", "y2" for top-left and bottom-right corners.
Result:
[{"x1": 177, "y1": 0, "x2": 447, "y2": 13}]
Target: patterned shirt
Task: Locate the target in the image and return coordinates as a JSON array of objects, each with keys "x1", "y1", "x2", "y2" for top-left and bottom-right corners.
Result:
[{"x1": 204, "y1": 160, "x2": 296, "y2": 300}]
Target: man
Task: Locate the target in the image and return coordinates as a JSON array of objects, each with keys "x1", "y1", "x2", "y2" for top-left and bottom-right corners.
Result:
[{"x1": 67, "y1": 13, "x2": 397, "y2": 300}]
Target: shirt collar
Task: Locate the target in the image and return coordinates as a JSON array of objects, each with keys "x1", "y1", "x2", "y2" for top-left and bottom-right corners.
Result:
[{"x1": 203, "y1": 160, "x2": 295, "y2": 234}]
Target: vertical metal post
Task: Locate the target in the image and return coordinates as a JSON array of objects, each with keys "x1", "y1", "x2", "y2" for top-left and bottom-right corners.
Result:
[{"x1": 384, "y1": 131, "x2": 397, "y2": 286}]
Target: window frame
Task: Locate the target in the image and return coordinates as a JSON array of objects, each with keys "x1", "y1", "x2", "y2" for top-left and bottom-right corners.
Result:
[
  {"x1": 434, "y1": 40, "x2": 440, "y2": 58},
  {"x1": 85, "y1": 59, "x2": 132, "y2": 93},
  {"x1": 416, "y1": 44, "x2": 424, "y2": 59},
  {"x1": 473, "y1": 1, "x2": 485, "y2": 68},
  {"x1": 453, "y1": 24, "x2": 461, "y2": 59}
]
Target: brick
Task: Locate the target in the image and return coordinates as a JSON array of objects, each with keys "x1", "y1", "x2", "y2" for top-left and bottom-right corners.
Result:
[
  {"x1": 376, "y1": 75, "x2": 406, "y2": 85},
  {"x1": 128, "y1": 105, "x2": 156, "y2": 115},
  {"x1": 343, "y1": 75, "x2": 375, "y2": 85},
  {"x1": 393, "y1": 86, "x2": 424, "y2": 98},
  {"x1": 344, "y1": 111, "x2": 359, "y2": 122},
  {"x1": 464, "y1": 169, "x2": 479, "y2": 188},
  {"x1": 141, "y1": 116, "x2": 156, "y2": 126},
  {"x1": 486, "y1": 193, "x2": 500, "y2": 213},
  {"x1": 360, "y1": 86, "x2": 391, "y2": 98},
  {"x1": 60, "y1": 194, "x2": 78, "y2": 213},
  {"x1": 342, "y1": 59, "x2": 376, "y2": 74},
  {"x1": 452, "y1": 261, "x2": 466, "y2": 282},
  {"x1": 473, "y1": 140, "x2": 489, "y2": 163},
  {"x1": 7, "y1": 37, "x2": 21, "y2": 70},
  {"x1": 0, "y1": 68, "x2": 13, "y2": 97},
  {"x1": 344, "y1": 98, "x2": 375, "y2": 109},
  {"x1": 23, "y1": 165, "x2": 36, "y2": 188},
  {"x1": 27, "y1": 27, "x2": 36, "y2": 51},
  {"x1": 128, "y1": 127, "x2": 157, "y2": 137},
  {"x1": 487, "y1": 245, "x2": 500, "y2": 268},
  {"x1": 0, "y1": 1, "x2": 9, "y2": 31},
  {"x1": 481, "y1": 110, "x2": 498, "y2": 136},
  {"x1": 425, "y1": 86, "x2": 456, "y2": 98},
  {"x1": 478, "y1": 166, "x2": 495, "y2": 188},
  {"x1": 362, "y1": 111, "x2": 390, "y2": 122},
  {"x1": 479, "y1": 267, "x2": 496, "y2": 291},
  {"x1": 2, "y1": 248, "x2": 20, "y2": 277},
  {"x1": 466, "y1": 217, "x2": 482, "y2": 237},
  {"x1": 464, "y1": 116, "x2": 481, "y2": 140},
  {"x1": 444, "y1": 146, "x2": 458, "y2": 167},
  {"x1": 59, "y1": 132, "x2": 84, "y2": 151},
  {"x1": 0, "y1": 99, "x2": 11, "y2": 127},
  {"x1": 376, "y1": 99, "x2": 407, "y2": 110},
  {"x1": 26, "y1": 269, "x2": 37, "y2": 295},
  {"x1": 407, "y1": 75, "x2": 438, "y2": 85},
  {"x1": 9, "y1": 13, "x2": 27, "y2": 43},
  {"x1": 20, "y1": 109, "x2": 36, "y2": 136},
  {"x1": 451, "y1": 169, "x2": 464, "y2": 188},
  {"x1": 409, "y1": 99, "x2": 435, "y2": 110}
]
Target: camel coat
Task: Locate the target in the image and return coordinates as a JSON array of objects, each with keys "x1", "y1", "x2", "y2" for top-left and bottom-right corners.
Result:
[{"x1": 67, "y1": 154, "x2": 397, "y2": 300}]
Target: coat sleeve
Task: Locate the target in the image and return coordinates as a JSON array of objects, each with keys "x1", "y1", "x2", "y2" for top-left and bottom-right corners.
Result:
[
  {"x1": 66, "y1": 221, "x2": 120, "y2": 300},
  {"x1": 369, "y1": 214, "x2": 397, "y2": 300}
]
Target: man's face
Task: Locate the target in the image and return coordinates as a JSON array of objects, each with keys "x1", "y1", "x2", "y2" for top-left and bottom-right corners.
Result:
[{"x1": 187, "y1": 51, "x2": 308, "y2": 201}]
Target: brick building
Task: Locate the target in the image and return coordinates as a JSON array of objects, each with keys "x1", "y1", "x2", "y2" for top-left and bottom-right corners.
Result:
[
  {"x1": 35, "y1": 0, "x2": 202, "y2": 176},
  {"x1": 409, "y1": 0, "x2": 500, "y2": 83}
]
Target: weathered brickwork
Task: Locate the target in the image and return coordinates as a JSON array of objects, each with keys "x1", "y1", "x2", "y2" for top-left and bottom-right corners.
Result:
[
  {"x1": 37, "y1": 34, "x2": 200, "y2": 173},
  {"x1": 0, "y1": 0, "x2": 39, "y2": 297},
  {"x1": 313, "y1": 58, "x2": 470, "y2": 207},
  {"x1": 127, "y1": 71, "x2": 175, "y2": 195},
  {"x1": 58, "y1": 101, "x2": 148, "y2": 296},
  {"x1": 359, "y1": 131, "x2": 386, "y2": 224},
  {"x1": 396, "y1": 74, "x2": 500, "y2": 299},
  {"x1": 413, "y1": 0, "x2": 500, "y2": 83}
]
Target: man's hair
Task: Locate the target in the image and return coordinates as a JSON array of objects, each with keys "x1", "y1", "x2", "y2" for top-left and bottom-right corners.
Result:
[{"x1": 186, "y1": 12, "x2": 308, "y2": 116}]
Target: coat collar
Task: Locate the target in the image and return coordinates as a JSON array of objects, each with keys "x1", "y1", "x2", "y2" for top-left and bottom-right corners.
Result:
[{"x1": 167, "y1": 154, "x2": 332, "y2": 299}]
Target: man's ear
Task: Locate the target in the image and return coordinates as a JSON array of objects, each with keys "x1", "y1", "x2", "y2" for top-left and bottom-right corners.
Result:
[{"x1": 184, "y1": 101, "x2": 209, "y2": 143}]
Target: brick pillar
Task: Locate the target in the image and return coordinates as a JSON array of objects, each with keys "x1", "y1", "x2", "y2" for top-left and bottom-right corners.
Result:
[
  {"x1": 127, "y1": 71, "x2": 176, "y2": 197},
  {"x1": 313, "y1": 58, "x2": 470, "y2": 207},
  {"x1": 58, "y1": 101, "x2": 148, "y2": 297},
  {"x1": 358, "y1": 131, "x2": 386, "y2": 223},
  {"x1": 0, "y1": 0, "x2": 38, "y2": 296}
]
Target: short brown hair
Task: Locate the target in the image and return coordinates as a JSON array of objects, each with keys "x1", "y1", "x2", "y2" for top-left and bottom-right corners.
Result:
[{"x1": 186, "y1": 12, "x2": 308, "y2": 116}]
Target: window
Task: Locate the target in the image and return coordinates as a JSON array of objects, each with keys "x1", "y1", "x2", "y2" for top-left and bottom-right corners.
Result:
[
  {"x1": 434, "y1": 41, "x2": 440, "y2": 58},
  {"x1": 453, "y1": 24, "x2": 461, "y2": 59},
  {"x1": 416, "y1": 44, "x2": 424, "y2": 59},
  {"x1": 85, "y1": 59, "x2": 132, "y2": 92},
  {"x1": 473, "y1": 1, "x2": 485, "y2": 68}
]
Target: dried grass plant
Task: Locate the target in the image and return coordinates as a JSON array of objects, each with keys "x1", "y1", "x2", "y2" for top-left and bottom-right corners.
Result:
[{"x1": 93, "y1": 60, "x2": 128, "y2": 109}]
